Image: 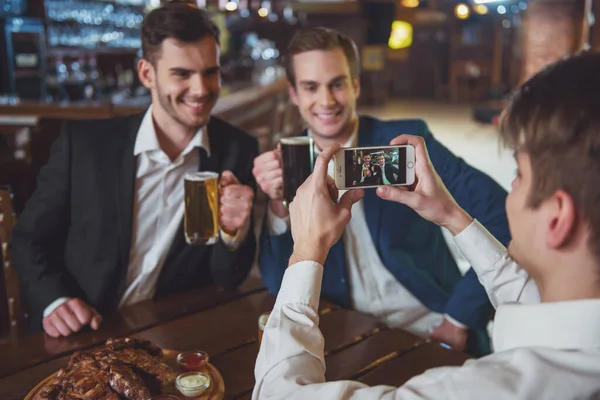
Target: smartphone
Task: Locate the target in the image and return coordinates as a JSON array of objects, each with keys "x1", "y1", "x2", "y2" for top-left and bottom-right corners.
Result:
[{"x1": 333, "y1": 145, "x2": 415, "y2": 189}]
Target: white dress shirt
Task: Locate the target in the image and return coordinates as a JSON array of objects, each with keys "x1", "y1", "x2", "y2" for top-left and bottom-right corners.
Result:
[
  {"x1": 267, "y1": 126, "x2": 463, "y2": 337},
  {"x1": 253, "y1": 220, "x2": 600, "y2": 400},
  {"x1": 43, "y1": 107, "x2": 248, "y2": 316},
  {"x1": 360, "y1": 163, "x2": 371, "y2": 183}
]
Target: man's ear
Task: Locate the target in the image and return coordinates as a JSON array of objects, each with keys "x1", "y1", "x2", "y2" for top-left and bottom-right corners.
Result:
[
  {"x1": 546, "y1": 190, "x2": 577, "y2": 249},
  {"x1": 353, "y1": 77, "x2": 361, "y2": 99},
  {"x1": 138, "y1": 58, "x2": 155, "y2": 90}
]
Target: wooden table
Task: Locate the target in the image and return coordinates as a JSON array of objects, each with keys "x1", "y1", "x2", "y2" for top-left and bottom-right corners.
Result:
[{"x1": 0, "y1": 278, "x2": 471, "y2": 399}]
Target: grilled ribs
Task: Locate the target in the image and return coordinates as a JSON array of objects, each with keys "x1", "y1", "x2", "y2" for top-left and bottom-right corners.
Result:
[{"x1": 33, "y1": 338, "x2": 178, "y2": 400}]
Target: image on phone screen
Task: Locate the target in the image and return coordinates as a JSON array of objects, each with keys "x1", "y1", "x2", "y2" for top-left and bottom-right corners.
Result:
[{"x1": 344, "y1": 146, "x2": 407, "y2": 188}]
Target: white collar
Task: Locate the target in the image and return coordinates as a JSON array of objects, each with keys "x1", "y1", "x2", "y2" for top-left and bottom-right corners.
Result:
[
  {"x1": 309, "y1": 115, "x2": 359, "y2": 154},
  {"x1": 133, "y1": 105, "x2": 211, "y2": 157},
  {"x1": 493, "y1": 299, "x2": 600, "y2": 352}
]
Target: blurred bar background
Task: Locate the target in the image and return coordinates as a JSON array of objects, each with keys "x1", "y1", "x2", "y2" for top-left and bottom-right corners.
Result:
[{"x1": 0, "y1": 0, "x2": 597, "y2": 213}]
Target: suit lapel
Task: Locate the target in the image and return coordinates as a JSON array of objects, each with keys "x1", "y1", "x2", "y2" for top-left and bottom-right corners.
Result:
[
  {"x1": 203, "y1": 118, "x2": 224, "y2": 173},
  {"x1": 115, "y1": 114, "x2": 144, "y2": 277},
  {"x1": 358, "y1": 116, "x2": 384, "y2": 249}
]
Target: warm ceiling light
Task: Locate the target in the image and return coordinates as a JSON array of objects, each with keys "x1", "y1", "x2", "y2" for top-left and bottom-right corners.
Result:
[
  {"x1": 401, "y1": 0, "x2": 419, "y2": 8},
  {"x1": 257, "y1": 7, "x2": 268, "y2": 17},
  {"x1": 474, "y1": 4, "x2": 488, "y2": 14},
  {"x1": 454, "y1": 3, "x2": 470, "y2": 19},
  {"x1": 388, "y1": 21, "x2": 413, "y2": 50},
  {"x1": 224, "y1": 1, "x2": 238, "y2": 11}
]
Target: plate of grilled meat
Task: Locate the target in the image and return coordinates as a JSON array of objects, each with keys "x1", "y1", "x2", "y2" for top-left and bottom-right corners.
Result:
[{"x1": 26, "y1": 337, "x2": 225, "y2": 400}]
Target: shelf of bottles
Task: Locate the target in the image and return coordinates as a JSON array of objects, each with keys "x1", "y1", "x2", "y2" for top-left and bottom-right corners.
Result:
[
  {"x1": 42, "y1": 0, "x2": 147, "y2": 102},
  {"x1": 44, "y1": 0, "x2": 145, "y2": 50}
]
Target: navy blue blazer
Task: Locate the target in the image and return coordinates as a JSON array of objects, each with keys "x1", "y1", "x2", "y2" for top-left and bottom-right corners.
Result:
[
  {"x1": 258, "y1": 116, "x2": 510, "y2": 349},
  {"x1": 383, "y1": 162, "x2": 399, "y2": 184}
]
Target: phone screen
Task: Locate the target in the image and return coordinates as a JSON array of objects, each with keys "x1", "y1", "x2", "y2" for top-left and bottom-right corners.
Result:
[{"x1": 344, "y1": 146, "x2": 407, "y2": 188}]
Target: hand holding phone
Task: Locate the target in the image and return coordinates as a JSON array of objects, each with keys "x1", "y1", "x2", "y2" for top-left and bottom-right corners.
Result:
[
  {"x1": 333, "y1": 144, "x2": 416, "y2": 189},
  {"x1": 288, "y1": 144, "x2": 364, "y2": 265},
  {"x1": 375, "y1": 135, "x2": 473, "y2": 235}
]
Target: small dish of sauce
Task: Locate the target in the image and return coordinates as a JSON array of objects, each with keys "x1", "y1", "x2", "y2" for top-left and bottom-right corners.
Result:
[
  {"x1": 175, "y1": 372, "x2": 211, "y2": 397},
  {"x1": 176, "y1": 351, "x2": 210, "y2": 372}
]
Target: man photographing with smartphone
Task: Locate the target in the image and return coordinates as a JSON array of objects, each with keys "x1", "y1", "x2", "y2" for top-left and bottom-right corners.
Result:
[
  {"x1": 253, "y1": 51, "x2": 600, "y2": 399},
  {"x1": 253, "y1": 26, "x2": 509, "y2": 355}
]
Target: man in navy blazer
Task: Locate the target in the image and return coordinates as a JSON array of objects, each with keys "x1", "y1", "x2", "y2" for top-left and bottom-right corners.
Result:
[
  {"x1": 252, "y1": 28, "x2": 509, "y2": 355},
  {"x1": 377, "y1": 153, "x2": 400, "y2": 184}
]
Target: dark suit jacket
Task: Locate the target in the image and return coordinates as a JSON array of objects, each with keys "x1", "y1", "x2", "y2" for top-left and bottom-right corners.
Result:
[
  {"x1": 12, "y1": 114, "x2": 258, "y2": 331},
  {"x1": 259, "y1": 116, "x2": 510, "y2": 355},
  {"x1": 362, "y1": 164, "x2": 382, "y2": 185},
  {"x1": 383, "y1": 162, "x2": 399, "y2": 184}
]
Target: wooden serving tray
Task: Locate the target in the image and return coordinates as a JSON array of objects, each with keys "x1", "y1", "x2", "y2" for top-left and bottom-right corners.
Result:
[{"x1": 25, "y1": 348, "x2": 225, "y2": 400}]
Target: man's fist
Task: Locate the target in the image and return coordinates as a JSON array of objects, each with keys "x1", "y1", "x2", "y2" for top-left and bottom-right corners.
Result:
[
  {"x1": 43, "y1": 298, "x2": 102, "y2": 338},
  {"x1": 253, "y1": 149, "x2": 283, "y2": 201},
  {"x1": 219, "y1": 171, "x2": 254, "y2": 236}
]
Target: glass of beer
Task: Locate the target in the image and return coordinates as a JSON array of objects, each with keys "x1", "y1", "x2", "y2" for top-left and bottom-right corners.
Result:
[
  {"x1": 184, "y1": 171, "x2": 219, "y2": 245},
  {"x1": 257, "y1": 311, "x2": 270, "y2": 347},
  {"x1": 280, "y1": 137, "x2": 315, "y2": 207}
]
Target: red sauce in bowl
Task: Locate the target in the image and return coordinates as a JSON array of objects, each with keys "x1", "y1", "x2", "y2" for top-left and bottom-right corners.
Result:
[{"x1": 176, "y1": 351, "x2": 209, "y2": 371}]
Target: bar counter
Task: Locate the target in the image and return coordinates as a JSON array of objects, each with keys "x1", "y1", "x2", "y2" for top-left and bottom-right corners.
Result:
[{"x1": 0, "y1": 77, "x2": 288, "y2": 124}]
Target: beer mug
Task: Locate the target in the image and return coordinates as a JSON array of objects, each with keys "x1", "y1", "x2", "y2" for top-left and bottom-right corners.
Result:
[
  {"x1": 280, "y1": 137, "x2": 315, "y2": 207},
  {"x1": 184, "y1": 171, "x2": 219, "y2": 245}
]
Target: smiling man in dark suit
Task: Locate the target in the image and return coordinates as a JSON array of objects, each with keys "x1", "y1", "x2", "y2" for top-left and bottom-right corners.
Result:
[
  {"x1": 12, "y1": 3, "x2": 258, "y2": 337},
  {"x1": 359, "y1": 153, "x2": 382, "y2": 185}
]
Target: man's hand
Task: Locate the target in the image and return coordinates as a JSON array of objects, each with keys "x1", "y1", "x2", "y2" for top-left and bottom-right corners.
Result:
[
  {"x1": 430, "y1": 318, "x2": 468, "y2": 351},
  {"x1": 220, "y1": 171, "x2": 254, "y2": 236},
  {"x1": 43, "y1": 298, "x2": 102, "y2": 338},
  {"x1": 289, "y1": 144, "x2": 364, "y2": 265},
  {"x1": 376, "y1": 135, "x2": 473, "y2": 236},
  {"x1": 252, "y1": 149, "x2": 288, "y2": 218}
]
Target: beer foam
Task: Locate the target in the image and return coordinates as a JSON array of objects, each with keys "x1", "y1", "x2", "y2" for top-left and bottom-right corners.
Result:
[
  {"x1": 280, "y1": 137, "x2": 312, "y2": 145},
  {"x1": 184, "y1": 171, "x2": 219, "y2": 181},
  {"x1": 258, "y1": 312, "x2": 270, "y2": 329}
]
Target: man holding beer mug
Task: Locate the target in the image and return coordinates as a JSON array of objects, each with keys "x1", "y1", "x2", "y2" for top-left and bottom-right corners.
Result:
[
  {"x1": 12, "y1": 2, "x2": 257, "y2": 338},
  {"x1": 253, "y1": 27, "x2": 509, "y2": 356}
]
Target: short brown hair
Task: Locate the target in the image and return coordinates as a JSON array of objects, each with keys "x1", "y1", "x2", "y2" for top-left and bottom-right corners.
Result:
[
  {"x1": 141, "y1": 2, "x2": 220, "y2": 65},
  {"x1": 284, "y1": 27, "x2": 360, "y2": 87},
  {"x1": 499, "y1": 51, "x2": 600, "y2": 261}
]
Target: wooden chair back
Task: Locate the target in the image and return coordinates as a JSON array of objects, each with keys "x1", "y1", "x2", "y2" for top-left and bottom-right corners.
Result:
[{"x1": 0, "y1": 186, "x2": 27, "y2": 339}]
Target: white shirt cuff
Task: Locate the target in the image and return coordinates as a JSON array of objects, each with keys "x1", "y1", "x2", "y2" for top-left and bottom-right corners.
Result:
[
  {"x1": 443, "y1": 314, "x2": 468, "y2": 329},
  {"x1": 43, "y1": 297, "x2": 71, "y2": 317},
  {"x1": 275, "y1": 261, "x2": 323, "y2": 309},
  {"x1": 453, "y1": 219, "x2": 507, "y2": 275},
  {"x1": 220, "y1": 216, "x2": 251, "y2": 250},
  {"x1": 266, "y1": 203, "x2": 290, "y2": 236}
]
